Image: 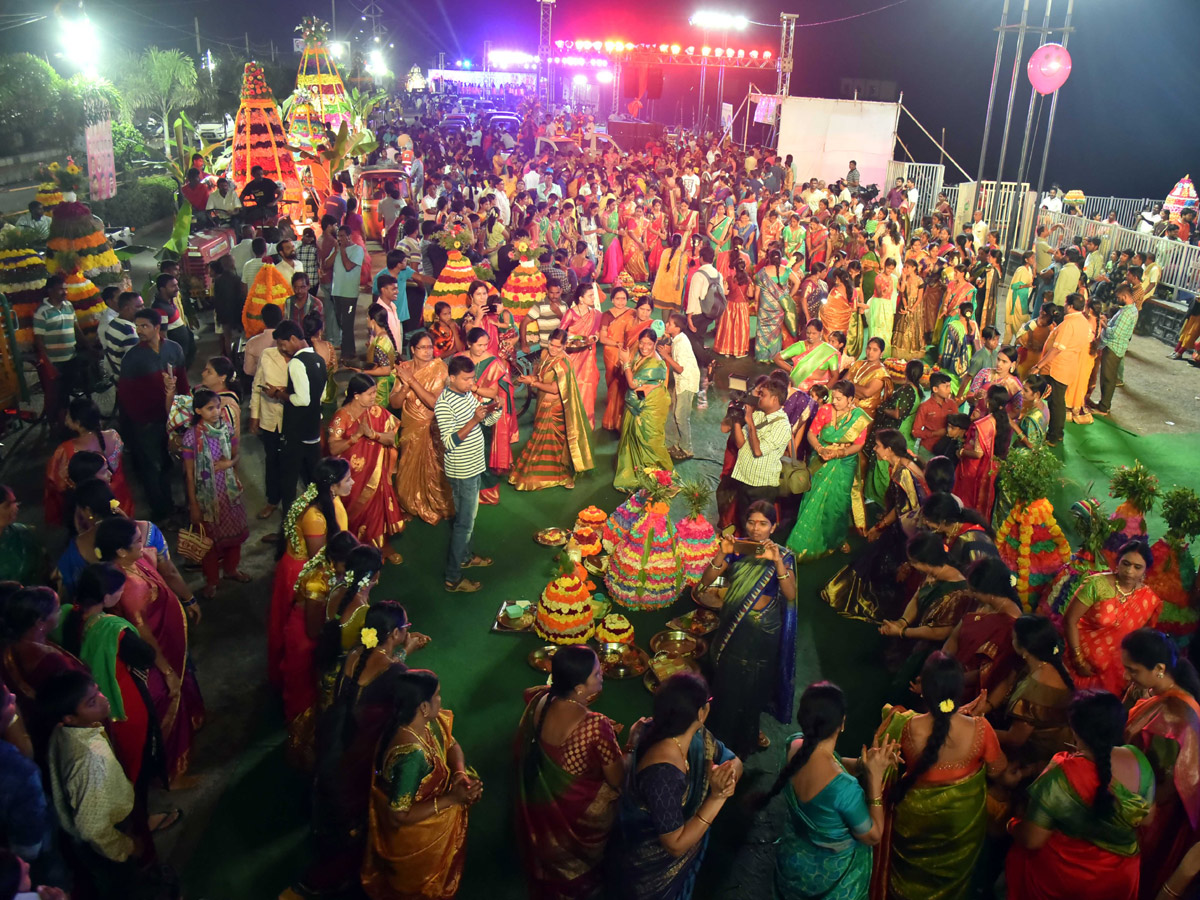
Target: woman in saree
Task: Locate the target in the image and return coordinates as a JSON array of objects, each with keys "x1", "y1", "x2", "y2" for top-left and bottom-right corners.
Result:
[
  {"x1": 305, "y1": 604, "x2": 420, "y2": 897},
  {"x1": 182, "y1": 388, "x2": 250, "y2": 599},
  {"x1": 1014, "y1": 305, "x2": 1055, "y2": 378},
  {"x1": 651, "y1": 234, "x2": 689, "y2": 312},
  {"x1": 511, "y1": 329, "x2": 595, "y2": 491},
  {"x1": 942, "y1": 557, "x2": 1022, "y2": 699},
  {"x1": 860, "y1": 248, "x2": 881, "y2": 303},
  {"x1": 303, "y1": 311, "x2": 340, "y2": 409},
  {"x1": 429, "y1": 301, "x2": 466, "y2": 360},
  {"x1": 1004, "y1": 250, "x2": 1035, "y2": 343},
  {"x1": 560, "y1": 285, "x2": 603, "y2": 428},
  {"x1": 598, "y1": 199, "x2": 624, "y2": 285},
  {"x1": 807, "y1": 219, "x2": 829, "y2": 270},
  {"x1": 600, "y1": 286, "x2": 638, "y2": 432},
  {"x1": 516, "y1": 645, "x2": 624, "y2": 900},
  {"x1": 865, "y1": 258, "x2": 898, "y2": 357},
  {"x1": 759, "y1": 682, "x2": 897, "y2": 900},
  {"x1": 797, "y1": 263, "x2": 828, "y2": 325},
  {"x1": 734, "y1": 209, "x2": 758, "y2": 266},
  {"x1": 935, "y1": 266, "x2": 977, "y2": 347},
  {"x1": 953, "y1": 386, "x2": 1011, "y2": 519},
  {"x1": 1007, "y1": 690, "x2": 1155, "y2": 900},
  {"x1": 361, "y1": 669, "x2": 483, "y2": 900},
  {"x1": 964, "y1": 344, "x2": 1022, "y2": 418},
  {"x1": 646, "y1": 198, "x2": 668, "y2": 274},
  {"x1": 775, "y1": 321, "x2": 840, "y2": 392},
  {"x1": 760, "y1": 208, "x2": 783, "y2": 263},
  {"x1": 921, "y1": 492, "x2": 1000, "y2": 573},
  {"x1": 0, "y1": 586, "x2": 89, "y2": 758},
  {"x1": 44, "y1": 396, "x2": 132, "y2": 527},
  {"x1": 921, "y1": 258, "x2": 947, "y2": 343},
  {"x1": 347, "y1": 305, "x2": 401, "y2": 403},
  {"x1": 821, "y1": 268, "x2": 856, "y2": 343},
  {"x1": 621, "y1": 206, "x2": 651, "y2": 283},
  {"x1": 699, "y1": 503, "x2": 798, "y2": 758},
  {"x1": 0, "y1": 485, "x2": 43, "y2": 584},
  {"x1": 329, "y1": 374, "x2": 406, "y2": 562},
  {"x1": 937, "y1": 302, "x2": 977, "y2": 394},
  {"x1": 606, "y1": 672, "x2": 742, "y2": 900},
  {"x1": 824, "y1": 430, "x2": 927, "y2": 624},
  {"x1": 847, "y1": 338, "x2": 891, "y2": 417},
  {"x1": 754, "y1": 249, "x2": 801, "y2": 363},
  {"x1": 988, "y1": 615, "x2": 1074, "y2": 763},
  {"x1": 461, "y1": 327, "x2": 520, "y2": 501},
  {"x1": 613, "y1": 329, "x2": 673, "y2": 491},
  {"x1": 1120, "y1": 628, "x2": 1200, "y2": 898},
  {"x1": 871, "y1": 652, "x2": 1006, "y2": 900},
  {"x1": 268, "y1": 458, "x2": 351, "y2": 726},
  {"x1": 1064, "y1": 540, "x2": 1161, "y2": 697},
  {"x1": 314, "y1": 544, "x2": 384, "y2": 711},
  {"x1": 674, "y1": 199, "x2": 700, "y2": 254},
  {"x1": 389, "y1": 332, "x2": 455, "y2": 525},
  {"x1": 95, "y1": 516, "x2": 205, "y2": 786},
  {"x1": 786, "y1": 380, "x2": 870, "y2": 562},
  {"x1": 708, "y1": 201, "x2": 734, "y2": 276},
  {"x1": 57, "y1": 564, "x2": 162, "y2": 789},
  {"x1": 713, "y1": 254, "x2": 752, "y2": 358}
]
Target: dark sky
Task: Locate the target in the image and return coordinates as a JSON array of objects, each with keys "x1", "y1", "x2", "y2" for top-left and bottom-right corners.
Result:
[{"x1": 10, "y1": 0, "x2": 1197, "y2": 198}]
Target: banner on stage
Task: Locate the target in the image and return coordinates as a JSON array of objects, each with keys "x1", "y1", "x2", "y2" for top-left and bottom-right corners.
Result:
[
  {"x1": 753, "y1": 95, "x2": 781, "y2": 126},
  {"x1": 721, "y1": 102, "x2": 734, "y2": 129}
]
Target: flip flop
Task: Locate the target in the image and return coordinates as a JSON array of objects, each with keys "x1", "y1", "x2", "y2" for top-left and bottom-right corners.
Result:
[
  {"x1": 444, "y1": 579, "x2": 481, "y2": 593},
  {"x1": 385, "y1": 551, "x2": 404, "y2": 565},
  {"x1": 149, "y1": 808, "x2": 184, "y2": 833},
  {"x1": 256, "y1": 505, "x2": 277, "y2": 520}
]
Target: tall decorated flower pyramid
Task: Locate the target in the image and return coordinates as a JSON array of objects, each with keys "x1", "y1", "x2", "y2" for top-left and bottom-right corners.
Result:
[
  {"x1": 1104, "y1": 461, "x2": 1157, "y2": 566},
  {"x1": 34, "y1": 166, "x2": 62, "y2": 214},
  {"x1": 603, "y1": 490, "x2": 647, "y2": 553},
  {"x1": 63, "y1": 271, "x2": 105, "y2": 338},
  {"x1": 229, "y1": 62, "x2": 303, "y2": 218},
  {"x1": 43, "y1": 158, "x2": 122, "y2": 291},
  {"x1": 242, "y1": 263, "x2": 292, "y2": 337},
  {"x1": 286, "y1": 95, "x2": 325, "y2": 151},
  {"x1": 533, "y1": 554, "x2": 596, "y2": 645},
  {"x1": 0, "y1": 225, "x2": 49, "y2": 352},
  {"x1": 423, "y1": 229, "x2": 477, "y2": 322},
  {"x1": 675, "y1": 479, "x2": 718, "y2": 584},
  {"x1": 294, "y1": 17, "x2": 351, "y2": 131},
  {"x1": 996, "y1": 445, "x2": 1071, "y2": 609},
  {"x1": 607, "y1": 468, "x2": 685, "y2": 610},
  {"x1": 503, "y1": 240, "x2": 548, "y2": 325},
  {"x1": 1147, "y1": 486, "x2": 1200, "y2": 644},
  {"x1": 1165, "y1": 174, "x2": 1198, "y2": 214}
]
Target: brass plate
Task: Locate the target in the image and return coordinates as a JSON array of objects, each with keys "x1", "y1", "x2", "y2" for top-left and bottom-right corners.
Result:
[
  {"x1": 595, "y1": 642, "x2": 649, "y2": 678},
  {"x1": 649, "y1": 630, "x2": 708, "y2": 659},
  {"x1": 534, "y1": 527, "x2": 570, "y2": 546},
  {"x1": 527, "y1": 644, "x2": 559, "y2": 672}
]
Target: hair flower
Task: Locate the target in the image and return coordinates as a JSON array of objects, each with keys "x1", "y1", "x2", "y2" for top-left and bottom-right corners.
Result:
[
  {"x1": 1052, "y1": 645, "x2": 1060, "y2": 655},
  {"x1": 360, "y1": 627, "x2": 379, "y2": 649},
  {"x1": 110, "y1": 498, "x2": 121, "y2": 512},
  {"x1": 1010, "y1": 572, "x2": 1018, "y2": 587},
  {"x1": 94, "y1": 548, "x2": 103, "y2": 560},
  {"x1": 938, "y1": 699, "x2": 956, "y2": 714}
]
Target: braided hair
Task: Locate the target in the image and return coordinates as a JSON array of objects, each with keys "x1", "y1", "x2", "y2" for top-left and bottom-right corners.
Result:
[
  {"x1": 892, "y1": 652, "x2": 964, "y2": 803},
  {"x1": 341, "y1": 600, "x2": 410, "y2": 743},
  {"x1": 367, "y1": 302, "x2": 400, "y2": 360},
  {"x1": 1013, "y1": 615, "x2": 1074, "y2": 691},
  {"x1": 1067, "y1": 690, "x2": 1127, "y2": 818},
  {"x1": 875, "y1": 428, "x2": 920, "y2": 466},
  {"x1": 374, "y1": 669, "x2": 440, "y2": 772},
  {"x1": 985, "y1": 385, "x2": 1013, "y2": 460},
  {"x1": 755, "y1": 682, "x2": 846, "y2": 810},
  {"x1": 965, "y1": 556, "x2": 1021, "y2": 607},
  {"x1": 523, "y1": 646, "x2": 598, "y2": 787},
  {"x1": 922, "y1": 492, "x2": 996, "y2": 540},
  {"x1": 279, "y1": 457, "x2": 350, "y2": 560},
  {"x1": 315, "y1": 545, "x2": 384, "y2": 670},
  {"x1": 1121, "y1": 628, "x2": 1200, "y2": 701}
]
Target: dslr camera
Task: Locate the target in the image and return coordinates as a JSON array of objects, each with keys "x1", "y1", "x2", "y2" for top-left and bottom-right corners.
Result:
[{"x1": 725, "y1": 389, "x2": 759, "y2": 422}]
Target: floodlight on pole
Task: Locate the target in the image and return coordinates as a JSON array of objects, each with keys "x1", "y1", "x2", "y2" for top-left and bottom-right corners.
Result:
[
  {"x1": 61, "y1": 15, "x2": 100, "y2": 77},
  {"x1": 689, "y1": 11, "x2": 748, "y2": 30}
]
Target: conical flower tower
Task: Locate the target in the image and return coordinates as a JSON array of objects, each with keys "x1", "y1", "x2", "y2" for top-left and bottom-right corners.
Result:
[
  {"x1": 43, "y1": 158, "x2": 122, "y2": 295},
  {"x1": 295, "y1": 17, "x2": 351, "y2": 131},
  {"x1": 423, "y1": 228, "x2": 479, "y2": 322},
  {"x1": 0, "y1": 224, "x2": 49, "y2": 352},
  {"x1": 286, "y1": 95, "x2": 325, "y2": 151},
  {"x1": 229, "y1": 62, "x2": 303, "y2": 218}
]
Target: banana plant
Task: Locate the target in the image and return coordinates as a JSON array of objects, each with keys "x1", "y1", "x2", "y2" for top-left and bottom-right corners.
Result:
[
  {"x1": 295, "y1": 120, "x2": 378, "y2": 202},
  {"x1": 156, "y1": 111, "x2": 230, "y2": 184},
  {"x1": 347, "y1": 86, "x2": 387, "y2": 131}
]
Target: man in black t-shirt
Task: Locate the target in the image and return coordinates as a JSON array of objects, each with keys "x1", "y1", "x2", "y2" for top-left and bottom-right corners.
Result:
[{"x1": 239, "y1": 165, "x2": 280, "y2": 223}]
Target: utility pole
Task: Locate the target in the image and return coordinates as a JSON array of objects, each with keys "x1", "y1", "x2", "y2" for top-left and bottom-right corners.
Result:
[
  {"x1": 331, "y1": 0, "x2": 337, "y2": 34},
  {"x1": 194, "y1": 17, "x2": 201, "y2": 57},
  {"x1": 245, "y1": 33, "x2": 251, "y2": 57},
  {"x1": 940, "y1": 127, "x2": 946, "y2": 168},
  {"x1": 270, "y1": 40, "x2": 277, "y2": 63}
]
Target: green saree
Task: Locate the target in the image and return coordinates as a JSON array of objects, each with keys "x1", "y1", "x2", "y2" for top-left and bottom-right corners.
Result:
[
  {"x1": 786, "y1": 405, "x2": 870, "y2": 561},
  {"x1": 613, "y1": 355, "x2": 673, "y2": 490}
]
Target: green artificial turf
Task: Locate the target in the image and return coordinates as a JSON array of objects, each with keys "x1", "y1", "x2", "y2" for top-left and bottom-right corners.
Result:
[{"x1": 182, "y1": 354, "x2": 1200, "y2": 900}]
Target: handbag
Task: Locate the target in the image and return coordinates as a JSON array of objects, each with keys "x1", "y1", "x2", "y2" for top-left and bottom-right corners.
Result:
[
  {"x1": 176, "y1": 522, "x2": 213, "y2": 563},
  {"x1": 777, "y1": 457, "x2": 812, "y2": 497}
]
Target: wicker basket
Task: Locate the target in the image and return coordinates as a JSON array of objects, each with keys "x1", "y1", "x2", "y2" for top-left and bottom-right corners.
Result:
[{"x1": 176, "y1": 523, "x2": 213, "y2": 563}]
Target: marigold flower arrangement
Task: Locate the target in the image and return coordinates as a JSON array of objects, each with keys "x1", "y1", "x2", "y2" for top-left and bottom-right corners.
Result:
[
  {"x1": 1147, "y1": 486, "x2": 1200, "y2": 644},
  {"x1": 996, "y1": 445, "x2": 1070, "y2": 609}
]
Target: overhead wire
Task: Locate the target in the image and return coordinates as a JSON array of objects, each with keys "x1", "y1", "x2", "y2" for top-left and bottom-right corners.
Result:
[{"x1": 747, "y1": 0, "x2": 918, "y2": 29}]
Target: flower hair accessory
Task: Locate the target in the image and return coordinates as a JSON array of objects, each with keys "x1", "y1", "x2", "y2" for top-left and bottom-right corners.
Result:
[
  {"x1": 1010, "y1": 573, "x2": 1018, "y2": 587},
  {"x1": 110, "y1": 498, "x2": 121, "y2": 512},
  {"x1": 360, "y1": 627, "x2": 379, "y2": 649},
  {"x1": 94, "y1": 548, "x2": 103, "y2": 560},
  {"x1": 356, "y1": 572, "x2": 374, "y2": 593},
  {"x1": 938, "y1": 699, "x2": 956, "y2": 714},
  {"x1": 1052, "y1": 645, "x2": 1060, "y2": 655}
]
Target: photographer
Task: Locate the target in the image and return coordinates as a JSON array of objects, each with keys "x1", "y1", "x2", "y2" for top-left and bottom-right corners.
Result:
[{"x1": 723, "y1": 377, "x2": 790, "y2": 526}]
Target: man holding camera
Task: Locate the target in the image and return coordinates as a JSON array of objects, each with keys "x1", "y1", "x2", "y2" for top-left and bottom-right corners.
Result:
[{"x1": 725, "y1": 378, "x2": 791, "y2": 525}]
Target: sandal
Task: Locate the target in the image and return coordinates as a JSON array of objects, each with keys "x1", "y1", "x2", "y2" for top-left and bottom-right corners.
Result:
[
  {"x1": 256, "y1": 504, "x2": 277, "y2": 520},
  {"x1": 385, "y1": 551, "x2": 404, "y2": 565},
  {"x1": 444, "y1": 579, "x2": 481, "y2": 593},
  {"x1": 149, "y1": 808, "x2": 184, "y2": 833},
  {"x1": 463, "y1": 555, "x2": 493, "y2": 569},
  {"x1": 758, "y1": 731, "x2": 771, "y2": 749}
]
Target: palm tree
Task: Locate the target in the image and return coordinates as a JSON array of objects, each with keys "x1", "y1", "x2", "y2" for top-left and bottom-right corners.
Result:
[{"x1": 116, "y1": 47, "x2": 199, "y2": 152}]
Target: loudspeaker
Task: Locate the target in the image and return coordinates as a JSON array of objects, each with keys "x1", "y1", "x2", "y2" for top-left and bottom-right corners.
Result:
[
  {"x1": 646, "y1": 66, "x2": 663, "y2": 99},
  {"x1": 622, "y1": 67, "x2": 640, "y2": 98}
]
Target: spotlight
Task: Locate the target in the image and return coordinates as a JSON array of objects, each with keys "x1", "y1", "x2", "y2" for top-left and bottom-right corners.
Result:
[
  {"x1": 763, "y1": 50, "x2": 772, "y2": 59},
  {"x1": 572, "y1": 73, "x2": 587, "y2": 85},
  {"x1": 701, "y1": 46, "x2": 711, "y2": 56},
  {"x1": 596, "y1": 69, "x2": 613, "y2": 84},
  {"x1": 749, "y1": 49, "x2": 758, "y2": 59},
  {"x1": 670, "y1": 44, "x2": 681, "y2": 54}
]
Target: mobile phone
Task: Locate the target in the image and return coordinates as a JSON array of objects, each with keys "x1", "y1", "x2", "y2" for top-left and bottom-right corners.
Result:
[{"x1": 732, "y1": 539, "x2": 764, "y2": 556}]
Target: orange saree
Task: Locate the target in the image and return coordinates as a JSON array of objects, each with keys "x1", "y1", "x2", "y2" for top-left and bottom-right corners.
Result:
[
  {"x1": 393, "y1": 359, "x2": 455, "y2": 525},
  {"x1": 330, "y1": 404, "x2": 407, "y2": 549}
]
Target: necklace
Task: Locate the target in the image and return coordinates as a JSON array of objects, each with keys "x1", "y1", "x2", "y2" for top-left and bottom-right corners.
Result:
[
  {"x1": 670, "y1": 736, "x2": 690, "y2": 772},
  {"x1": 1113, "y1": 580, "x2": 1138, "y2": 601},
  {"x1": 403, "y1": 722, "x2": 439, "y2": 759}
]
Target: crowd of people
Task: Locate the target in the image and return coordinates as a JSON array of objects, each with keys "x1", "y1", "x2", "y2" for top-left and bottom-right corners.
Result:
[{"x1": 3, "y1": 93, "x2": 1200, "y2": 900}]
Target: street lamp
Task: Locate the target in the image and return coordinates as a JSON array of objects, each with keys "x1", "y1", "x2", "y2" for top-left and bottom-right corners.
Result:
[
  {"x1": 61, "y1": 15, "x2": 100, "y2": 78},
  {"x1": 688, "y1": 10, "x2": 748, "y2": 30}
]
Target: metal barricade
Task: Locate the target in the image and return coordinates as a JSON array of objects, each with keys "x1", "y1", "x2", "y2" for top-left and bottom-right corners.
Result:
[
  {"x1": 1077, "y1": 196, "x2": 1158, "y2": 229},
  {"x1": 885, "y1": 160, "x2": 945, "y2": 223},
  {"x1": 1038, "y1": 210, "x2": 1200, "y2": 294}
]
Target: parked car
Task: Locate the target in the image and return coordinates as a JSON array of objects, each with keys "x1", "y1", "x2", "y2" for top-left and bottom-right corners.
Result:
[
  {"x1": 534, "y1": 134, "x2": 622, "y2": 159},
  {"x1": 354, "y1": 166, "x2": 408, "y2": 241},
  {"x1": 480, "y1": 112, "x2": 521, "y2": 135},
  {"x1": 195, "y1": 113, "x2": 235, "y2": 143}
]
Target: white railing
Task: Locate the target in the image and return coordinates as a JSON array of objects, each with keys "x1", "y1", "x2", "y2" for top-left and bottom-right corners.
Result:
[
  {"x1": 1075, "y1": 196, "x2": 1159, "y2": 229},
  {"x1": 1038, "y1": 210, "x2": 1200, "y2": 294},
  {"x1": 885, "y1": 161, "x2": 945, "y2": 224}
]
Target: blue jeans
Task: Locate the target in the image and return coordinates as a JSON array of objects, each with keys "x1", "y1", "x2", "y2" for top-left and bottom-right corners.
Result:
[{"x1": 445, "y1": 473, "x2": 480, "y2": 584}]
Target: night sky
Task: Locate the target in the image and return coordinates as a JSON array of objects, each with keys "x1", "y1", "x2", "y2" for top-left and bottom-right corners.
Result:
[{"x1": 8, "y1": 0, "x2": 1196, "y2": 199}]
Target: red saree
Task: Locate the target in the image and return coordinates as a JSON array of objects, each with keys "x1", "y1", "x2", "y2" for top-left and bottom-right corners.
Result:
[
  {"x1": 953, "y1": 609, "x2": 1018, "y2": 693},
  {"x1": 515, "y1": 687, "x2": 622, "y2": 900},
  {"x1": 560, "y1": 305, "x2": 602, "y2": 429},
  {"x1": 953, "y1": 415, "x2": 998, "y2": 518},
  {"x1": 330, "y1": 404, "x2": 407, "y2": 550},
  {"x1": 44, "y1": 434, "x2": 134, "y2": 526},
  {"x1": 1064, "y1": 576, "x2": 1161, "y2": 696},
  {"x1": 821, "y1": 282, "x2": 853, "y2": 337},
  {"x1": 600, "y1": 307, "x2": 635, "y2": 431},
  {"x1": 115, "y1": 553, "x2": 205, "y2": 782}
]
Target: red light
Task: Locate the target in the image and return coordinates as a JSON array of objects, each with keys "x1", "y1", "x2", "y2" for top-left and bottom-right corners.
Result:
[
  {"x1": 701, "y1": 45, "x2": 711, "y2": 56},
  {"x1": 714, "y1": 47, "x2": 724, "y2": 57},
  {"x1": 763, "y1": 50, "x2": 772, "y2": 60}
]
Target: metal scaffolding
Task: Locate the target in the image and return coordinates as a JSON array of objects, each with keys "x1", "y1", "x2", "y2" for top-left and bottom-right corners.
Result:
[
  {"x1": 537, "y1": 0, "x2": 555, "y2": 105},
  {"x1": 777, "y1": 13, "x2": 796, "y2": 96},
  {"x1": 357, "y1": 0, "x2": 387, "y2": 45}
]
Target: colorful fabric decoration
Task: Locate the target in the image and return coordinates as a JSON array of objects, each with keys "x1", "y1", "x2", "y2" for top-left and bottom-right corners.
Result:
[
  {"x1": 294, "y1": 17, "x2": 352, "y2": 130},
  {"x1": 1166, "y1": 175, "x2": 1198, "y2": 213}
]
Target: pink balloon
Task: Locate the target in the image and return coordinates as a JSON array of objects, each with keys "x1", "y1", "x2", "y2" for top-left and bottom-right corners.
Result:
[{"x1": 1027, "y1": 43, "x2": 1072, "y2": 95}]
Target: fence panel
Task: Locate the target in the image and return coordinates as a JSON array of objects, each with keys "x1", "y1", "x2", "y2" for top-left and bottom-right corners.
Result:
[
  {"x1": 885, "y1": 161, "x2": 944, "y2": 223},
  {"x1": 1077, "y1": 196, "x2": 1156, "y2": 229},
  {"x1": 1039, "y1": 210, "x2": 1200, "y2": 293}
]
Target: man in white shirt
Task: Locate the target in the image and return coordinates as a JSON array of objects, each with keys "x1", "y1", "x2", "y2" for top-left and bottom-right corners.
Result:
[
  {"x1": 241, "y1": 237, "x2": 269, "y2": 288},
  {"x1": 1137, "y1": 204, "x2": 1162, "y2": 234},
  {"x1": 1040, "y1": 187, "x2": 1063, "y2": 213},
  {"x1": 249, "y1": 338, "x2": 290, "y2": 518},
  {"x1": 523, "y1": 164, "x2": 542, "y2": 192},
  {"x1": 970, "y1": 210, "x2": 989, "y2": 252},
  {"x1": 659, "y1": 313, "x2": 701, "y2": 459},
  {"x1": 680, "y1": 168, "x2": 700, "y2": 200},
  {"x1": 905, "y1": 178, "x2": 920, "y2": 210},
  {"x1": 330, "y1": 225, "x2": 365, "y2": 359},
  {"x1": 230, "y1": 225, "x2": 257, "y2": 273},
  {"x1": 16, "y1": 201, "x2": 50, "y2": 243},
  {"x1": 684, "y1": 245, "x2": 724, "y2": 372},
  {"x1": 206, "y1": 177, "x2": 242, "y2": 226}
]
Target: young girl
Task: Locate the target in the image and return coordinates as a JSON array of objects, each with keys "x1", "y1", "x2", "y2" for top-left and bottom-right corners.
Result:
[{"x1": 182, "y1": 388, "x2": 249, "y2": 598}]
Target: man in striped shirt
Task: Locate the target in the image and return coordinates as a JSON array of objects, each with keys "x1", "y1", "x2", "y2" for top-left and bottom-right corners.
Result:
[
  {"x1": 33, "y1": 274, "x2": 79, "y2": 424},
  {"x1": 1091, "y1": 283, "x2": 1139, "y2": 417},
  {"x1": 435, "y1": 355, "x2": 502, "y2": 593},
  {"x1": 100, "y1": 291, "x2": 143, "y2": 377}
]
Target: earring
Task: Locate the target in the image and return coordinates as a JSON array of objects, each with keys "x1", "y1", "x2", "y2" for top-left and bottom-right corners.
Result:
[{"x1": 1157, "y1": 672, "x2": 1164, "y2": 679}]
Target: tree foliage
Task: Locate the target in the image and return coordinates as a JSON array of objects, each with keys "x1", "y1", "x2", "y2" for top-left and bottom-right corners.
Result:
[{"x1": 116, "y1": 48, "x2": 199, "y2": 151}]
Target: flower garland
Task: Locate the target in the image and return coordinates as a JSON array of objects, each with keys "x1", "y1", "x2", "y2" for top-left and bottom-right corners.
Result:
[
  {"x1": 283, "y1": 484, "x2": 320, "y2": 555},
  {"x1": 997, "y1": 498, "x2": 1070, "y2": 609}
]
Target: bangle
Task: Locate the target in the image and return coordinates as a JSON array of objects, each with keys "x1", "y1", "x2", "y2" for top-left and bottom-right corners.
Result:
[
  {"x1": 868, "y1": 796, "x2": 883, "y2": 807},
  {"x1": 709, "y1": 559, "x2": 723, "y2": 568},
  {"x1": 1161, "y1": 884, "x2": 1182, "y2": 899},
  {"x1": 433, "y1": 796, "x2": 440, "y2": 815},
  {"x1": 776, "y1": 568, "x2": 790, "y2": 579},
  {"x1": 897, "y1": 617, "x2": 909, "y2": 627},
  {"x1": 181, "y1": 597, "x2": 197, "y2": 607},
  {"x1": 695, "y1": 813, "x2": 713, "y2": 826}
]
